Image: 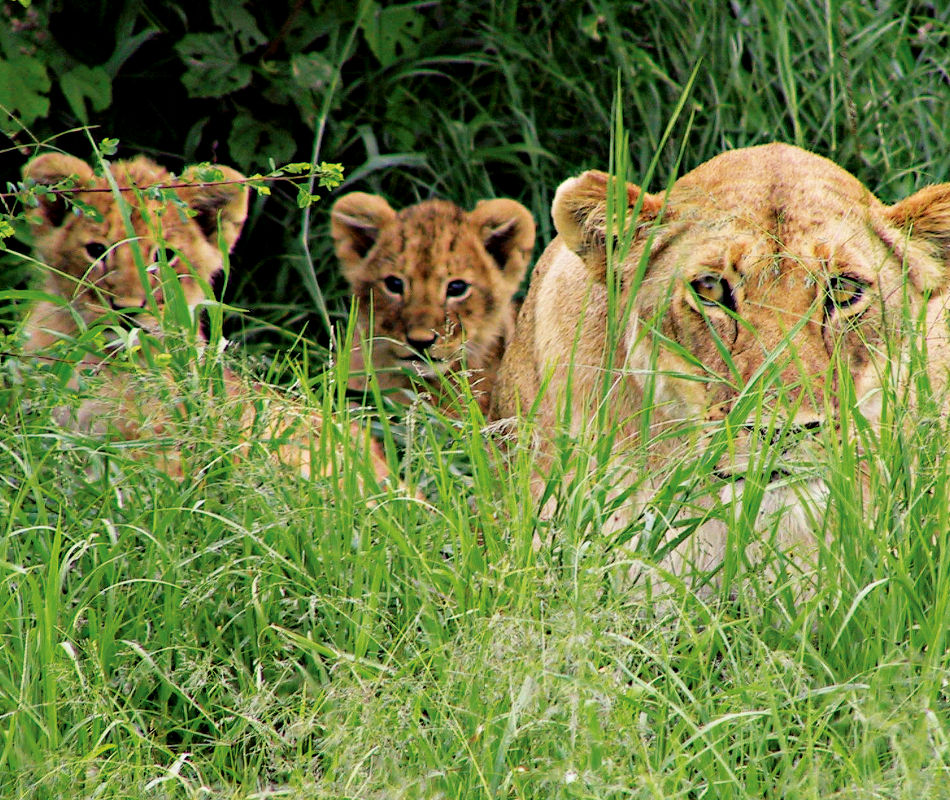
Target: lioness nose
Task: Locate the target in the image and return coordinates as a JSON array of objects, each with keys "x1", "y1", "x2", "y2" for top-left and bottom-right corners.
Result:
[
  {"x1": 743, "y1": 420, "x2": 821, "y2": 444},
  {"x1": 794, "y1": 420, "x2": 822, "y2": 433},
  {"x1": 407, "y1": 331, "x2": 438, "y2": 353}
]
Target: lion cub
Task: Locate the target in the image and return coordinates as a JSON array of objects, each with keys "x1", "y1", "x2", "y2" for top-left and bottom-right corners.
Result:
[
  {"x1": 20, "y1": 152, "x2": 389, "y2": 483},
  {"x1": 331, "y1": 193, "x2": 535, "y2": 413}
]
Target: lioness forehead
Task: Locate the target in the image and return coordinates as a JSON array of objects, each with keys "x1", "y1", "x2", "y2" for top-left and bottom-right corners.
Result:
[
  {"x1": 646, "y1": 144, "x2": 891, "y2": 279},
  {"x1": 682, "y1": 142, "x2": 865, "y2": 190},
  {"x1": 672, "y1": 145, "x2": 871, "y2": 224}
]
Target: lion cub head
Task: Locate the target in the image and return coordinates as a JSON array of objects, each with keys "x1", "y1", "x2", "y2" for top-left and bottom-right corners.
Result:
[
  {"x1": 21, "y1": 153, "x2": 248, "y2": 352},
  {"x1": 331, "y1": 193, "x2": 535, "y2": 409}
]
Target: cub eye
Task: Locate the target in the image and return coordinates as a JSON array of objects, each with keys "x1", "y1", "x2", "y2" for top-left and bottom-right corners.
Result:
[
  {"x1": 826, "y1": 275, "x2": 867, "y2": 311},
  {"x1": 382, "y1": 275, "x2": 405, "y2": 295},
  {"x1": 85, "y1": 242, "x2": 107, "y2": 261},
  {"x1": 446, "y1": 279, "x2": 470, "y2": 298},
  {"x1": 148, "y1": 246, "x2": 181, "y2": 271},
  {"x1": 689, "y1": 273, "x2": 733, "y2": 310}
]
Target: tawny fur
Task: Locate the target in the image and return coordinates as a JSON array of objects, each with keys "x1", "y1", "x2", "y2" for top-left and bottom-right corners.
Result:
[
  {"x1": 331, "y1": 194, "x2": 535, "y2": 413},
  {"x1": 491, "y1": 143, "x2": 950, "y2": 584},
  {"x1": 20, "y1": 153, "x2": 390, "y2": 484}
]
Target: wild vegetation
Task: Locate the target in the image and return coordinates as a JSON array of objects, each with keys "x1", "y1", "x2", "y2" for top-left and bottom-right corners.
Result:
[{"x1": 1, "y1": 1, "x2": 950, "y2": 797}]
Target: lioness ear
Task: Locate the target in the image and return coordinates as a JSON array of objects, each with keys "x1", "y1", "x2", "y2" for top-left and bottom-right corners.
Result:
[
  {"x1": 552, "y1": 169, "x2": 664, "y2": 283},
  {"x1": 21, "y1": 153, "x2": 95, "y2": 230},
  {"x1": 468, "y1": 198, "x2": 536, "y2": 290},
  {"x1": 885, "y1": 183, "x2": 950, "y2": 293},
  {"x1": 178, "y1": 164, "x2": 249, "y2": 252},
  {"x1": 331, "y1": 193, "x2": 397, "y2": 279}
]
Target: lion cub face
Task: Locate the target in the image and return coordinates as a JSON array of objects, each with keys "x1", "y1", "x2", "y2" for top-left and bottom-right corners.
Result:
[
  {"x1": 19, "y1": 153, "x2": 394, "y2": 487},
  {"x1": 331, "y1": 194, "x2": 535, "y2": 398},
  {"x1": 21, "y1": 153, "x2": 248, "y2": 351}
]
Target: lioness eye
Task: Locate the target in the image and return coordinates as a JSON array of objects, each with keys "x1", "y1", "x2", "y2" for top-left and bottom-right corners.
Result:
[
  {"x1": 446, "y1": 279, "x2": 470, "y2": 298},
  {"x1": 383, "y1": 275, "x2": 405, "y2": 295},
  {"x1": 689, "y1": 273, "x2": 733, "y2": 309},
  {"x1": 85, "y1": 242, "x2": 107, "y2": 261},
  {"x1": 826, "y1": 275, "x2": 867, "y2": 310}
]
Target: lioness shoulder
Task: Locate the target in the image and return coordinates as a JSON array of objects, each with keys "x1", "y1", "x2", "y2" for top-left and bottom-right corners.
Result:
[{"x1": 331, "y1": 193, "x2": 535, "y2": 413}]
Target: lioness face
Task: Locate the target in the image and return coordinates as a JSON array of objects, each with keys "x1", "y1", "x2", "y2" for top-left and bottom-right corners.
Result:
[
  {"x1": 332, "y1": 195, "x2": 534, "y2": 383},
  {"x1": 22, "y1": 153, "x2": 247, "y2": 344},
  {"x1": 550, "y1": 144, "x2": 950, "y2": 455}
]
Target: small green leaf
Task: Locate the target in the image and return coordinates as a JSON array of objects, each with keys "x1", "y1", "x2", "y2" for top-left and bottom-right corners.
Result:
[
  {"x1": 99, "y1": 137, "x2": 120, "y2": 156},
  {"x1": 69, "y1": 199, "x2": 103, "y2": 223},
  {"x1": 0, "y1": 55, "x2": 50, "y2": 130},
  {"x1": 246, "y1": 174, "x2": 271, "y2": 196},
  {"x1": 360, "y1": 2, "x2": 424, "y2": 67},
  {"x1": 228, "y1": 115, "x2": 296, "y2": 171},
  {"x1": 279, "y1": 162, "x2": 316, "y2": 175},
  {"x1": 192, "y1": 164, "x2": 225, "y2": 183},
  {"x1": 60, "y1": 65, "x2": 112, "y2": 123},
  {"x1": 290, "y1": 52, "x2": 335, "y2": 91},
  {"x1": 176, "y1": 33, "x2": 252, "y2": 98},
  {"x1": 296, "y1": 186, "x2": 309, "y2": 208},
  {"x1": 317, "y1": 162, "x2": 344, "y2": 190},
  {"x1": 210, "y1": 0, "x2": 266, "y2": 50}
]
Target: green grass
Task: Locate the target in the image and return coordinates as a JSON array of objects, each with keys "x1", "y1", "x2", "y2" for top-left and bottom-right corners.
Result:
[
  {"x1": 2, "y1": 340, "x2": 949, "y2": 799},
  {"x1": 3, "y1": 2, "x2": 950, "y2": 798},
  {"x1": 2, "y1": 233, "x2": 950, "y2": 799}
]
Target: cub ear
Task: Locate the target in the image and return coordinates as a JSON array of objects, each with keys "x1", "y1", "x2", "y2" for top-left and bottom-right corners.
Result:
[
  {"x1": 178, "y1": 164, "x2": 249, "y2": 252},
  {"x1": 21, "y1": 153, "x2": 95, "y2": 230},
  {"x1": 551, "y1": 169, "x2": 664, "y2": 283},
  {"x1": 468, "y1": 198, "x2": 536, "y2": 289},
  {"x1": 885, "y1": 183, "x2": 950, "y2": 293},
  {"x1": 331, "y1": 193, "x2": 397, "y2": 278}
]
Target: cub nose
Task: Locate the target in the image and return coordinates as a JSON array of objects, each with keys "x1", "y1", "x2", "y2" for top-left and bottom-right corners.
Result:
[
  {"x1": 109, "y1": 297, "x2": 149, "y2": 312},
  {"x1": 406, "y1": 331, "x2": 438, "y2": 353}
]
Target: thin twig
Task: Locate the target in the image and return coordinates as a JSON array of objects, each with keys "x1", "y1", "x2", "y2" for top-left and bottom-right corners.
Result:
[
  {"x1": 0, "y1": 174, "x2": 315, "y2": 201},
  {"x1": 262, "y1": 0, "x2": 308, "y2": 60}
]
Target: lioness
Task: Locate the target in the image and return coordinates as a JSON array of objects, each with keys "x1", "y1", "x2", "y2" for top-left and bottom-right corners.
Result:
[
  {"x1": 20, "y1": 152, "x2": 390, "y2": 484},
  {"x1": 331, "y1": 193, "x2": 535, "y2": 413},
  {"x1": 491, "y1": 143, "x2": 950, "y2": 580}
]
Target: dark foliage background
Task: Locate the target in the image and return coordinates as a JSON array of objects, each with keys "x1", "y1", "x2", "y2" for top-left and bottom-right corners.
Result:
[{"x1": 3, "y1": 0, "x2": 949, "y2": 355}]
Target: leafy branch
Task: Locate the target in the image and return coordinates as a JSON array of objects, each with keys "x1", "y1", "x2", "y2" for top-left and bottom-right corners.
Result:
[
  {"x1": 2, "y1": 159, "x2": 344, "y2": 202},
  {"x1": 0, "y1": 155, "x2": 344, "y2": 244}
]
